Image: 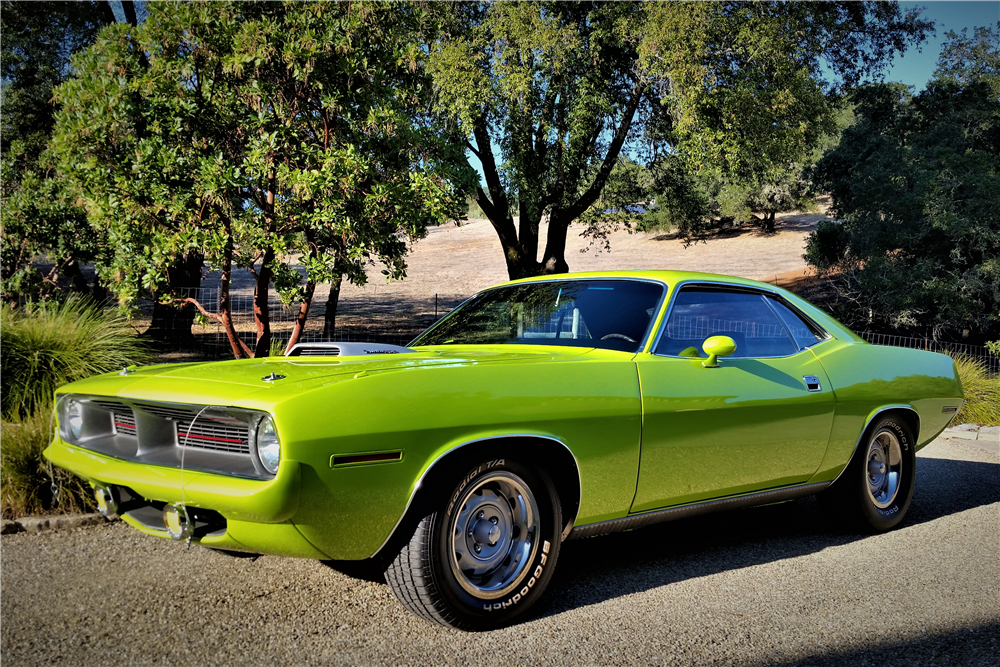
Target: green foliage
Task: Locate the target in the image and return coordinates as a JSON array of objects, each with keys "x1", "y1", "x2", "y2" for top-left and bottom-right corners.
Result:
[
  {"x1": 803, "y1": 221, "x2": 851, "y2": 272},
  {"x1": 0, "y1": 297, "x2": 150, "y2": 420},
  {"x1": 50, "y1": 1, "x2": 475, "y2": 355},
  {"x1": 951, "y1": 355, "x2": 1000, "y2": 426},
  {"x1": 933, "y1": 24, "x2": 1000, "y2": 97},
  {"x1": 0, "y1": 0, "x2": 112, "y2": 164},
  {"x1": 463, "y1": 196, "x2": 486, "y2": 220},
  {"x1": 1, "y1": 405, "x2": 96, "y2": 518},
  {"x1": 270, "y1": 336, "x2": 289, "y2": 358},
  {"x1": 0, "y1": 0, "x2": 114, "y2": 300},
  {"x1": 635, "y1": 155, "x2": 712, "y2": 236},
  {"x1": 987, "y1": 341, "x2": 1000, "y2": 357},
  {"x1": 807, "y1": 27, "x2": 1000, "y2": 341},
  {"x1": 428, "y1": 2, "x2": 930, "y2": 276}
]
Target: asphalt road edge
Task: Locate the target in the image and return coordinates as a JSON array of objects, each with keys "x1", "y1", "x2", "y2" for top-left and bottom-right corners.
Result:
[{"x1": 1, "y1": 513, "x2": 109, "y2": 535}]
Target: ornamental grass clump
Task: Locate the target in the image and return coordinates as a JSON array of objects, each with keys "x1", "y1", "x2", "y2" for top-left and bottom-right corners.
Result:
[
  {"x1": 951, "y1": 354, "x2": 1000, "y2": 426},
  {"x1": 0, "y1": 406, "x2": 94, "y2": 518},
  {"x1": 1, "y1": 297, "x2": 151, "y2": 420}
]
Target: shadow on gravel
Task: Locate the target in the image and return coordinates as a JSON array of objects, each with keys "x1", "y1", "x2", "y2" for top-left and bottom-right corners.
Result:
[
  {"x1": 536, "y1": 455, "x2": 999, "y2": 622},
  {"x1": 764, "y1": 620, "x2": 1000, "y2": 667}
]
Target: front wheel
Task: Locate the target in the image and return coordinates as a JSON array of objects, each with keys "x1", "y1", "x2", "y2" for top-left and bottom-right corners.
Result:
[
  {"x1": 821, "y1": 416, "x2": 916, "y2": 532},
  {"x1": 385, "y1": 458, "x2": 562, "y2": 630}
]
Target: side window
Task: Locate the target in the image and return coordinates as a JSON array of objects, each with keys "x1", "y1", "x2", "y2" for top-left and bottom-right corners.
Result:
[
  {"x1": 656, "y1": 287, "x2": 798, "y2": 358},
  {"x1": 766, "y1": 297, "x2": 825, "y2": 349}
]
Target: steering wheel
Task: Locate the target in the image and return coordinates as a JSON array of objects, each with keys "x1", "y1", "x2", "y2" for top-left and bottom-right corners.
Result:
[{"x1": 600, "y1": 333, "x2": 637, "y2": 344}]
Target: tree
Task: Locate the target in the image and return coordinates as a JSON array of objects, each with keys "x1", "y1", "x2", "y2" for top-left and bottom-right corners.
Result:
[
  {"x1": 641, "y1": 102, "x2": 857, "y2": 241},
  {"x1": 806, "y1": 25, "x2": 1000, "y2": 342},
  {"x1": 50, "y1": 1, "x2": 474, "y2": 358},
  {"x1": 427, "y1": 1, "x2": 931, "y2": 279},
  {"x1": 0, "y1": 0, "x2": 115, "y2": 300},
  {"x1": 934, "y1": 24, "x2": 1000, "y2": 96}
]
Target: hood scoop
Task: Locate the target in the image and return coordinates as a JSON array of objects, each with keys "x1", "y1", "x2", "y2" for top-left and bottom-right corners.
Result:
[{"x1": 285, "y1": 342, "x2": 416, "y2": 358}]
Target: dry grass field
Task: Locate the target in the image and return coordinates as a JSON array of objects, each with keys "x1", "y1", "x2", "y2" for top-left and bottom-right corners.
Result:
[{"x1": 141, "y1": 205, "x2": 833, "y2": 356}]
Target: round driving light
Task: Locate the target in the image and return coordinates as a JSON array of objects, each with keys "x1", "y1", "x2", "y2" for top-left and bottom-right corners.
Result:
[
  {"x1": 94, "y1": 485, "x2": 119, "y2": 517},
  {"x1": 66, "y1": 399, "x2": 84, "y2": 439},
  {"x1": 163, "y1": 503, "x2": 193, "y2": 541},
  {"x1": 255, "y1": 416, "x2": 281, "y2": 475}
]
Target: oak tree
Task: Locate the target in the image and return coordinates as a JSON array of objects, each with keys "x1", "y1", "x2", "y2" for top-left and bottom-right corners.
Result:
[{"x1": 428, "y1": 1, "x2": 931, "y2": 278}]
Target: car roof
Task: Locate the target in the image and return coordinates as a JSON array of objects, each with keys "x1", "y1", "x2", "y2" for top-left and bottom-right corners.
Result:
[
  {"x1": 498, "y1": 270, "x2": 773, "y2": 291},
  {"x1": 492, "y1": 270, "x2": 863, "y2": 344}
]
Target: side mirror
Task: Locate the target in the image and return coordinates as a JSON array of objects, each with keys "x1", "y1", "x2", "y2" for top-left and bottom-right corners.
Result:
[{"x1": 702, "y1": 335, "x2": 736, "y2": 368}]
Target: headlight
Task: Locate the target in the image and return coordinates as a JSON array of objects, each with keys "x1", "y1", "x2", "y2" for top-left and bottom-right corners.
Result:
[
  {"x1": 255, "y1": 416, "x2": 280, "y2": 474},
  {"x1": 65, "y1": 399, "x2": 84, "y2": 440}
]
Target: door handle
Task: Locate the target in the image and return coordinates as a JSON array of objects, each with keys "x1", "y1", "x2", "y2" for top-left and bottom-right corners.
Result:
[{"x1": 803, "y1": 375, "x2": 822, "y2": 392}]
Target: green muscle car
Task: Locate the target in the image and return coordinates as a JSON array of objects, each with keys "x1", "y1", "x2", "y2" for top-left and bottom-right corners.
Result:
[{"x1": 45, "y1": 270, "x2": 963, "y2": 630}]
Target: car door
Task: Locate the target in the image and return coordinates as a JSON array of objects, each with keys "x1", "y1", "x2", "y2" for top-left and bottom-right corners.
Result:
[{"x1": 631, "y1": 284, "x2": 836, "y2": 512}]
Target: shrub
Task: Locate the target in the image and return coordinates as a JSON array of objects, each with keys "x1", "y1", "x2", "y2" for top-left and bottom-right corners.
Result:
[
  {"x1": 952, "y1": 354, "x2": 1000, "y2": 426},
  {"x1": 0, "y1": 406, "x2": 95, "y2": 518},
  {"x1": 803, "y1": 220, "x2": 850, "y2": 272},
  {"x1": 1, "y1": 297, "x2": 151, "y2": 420}
]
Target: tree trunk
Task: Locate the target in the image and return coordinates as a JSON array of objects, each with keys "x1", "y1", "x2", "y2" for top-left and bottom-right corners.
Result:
[
  {"x1": 283, "y1": 229, "x2": 319, "y2": 354},
  {"x1": 540, "y1": 210, "x2": 571, "y2": 275},
  {"x1": 473, "y1": 82, "x2": 646, "y2": 280},
  {"x1": 762, "y1": 210, "x2": 776, "y2": 234},
  {"x1": 284, "y1": 280, "x2": 315, "y2": 354},
  {"x1": 323, "y1": 273, "x2": 344, "y2": 340},
  {"x1": 148, "y1": 252, "x2": 203, "y2": 343},
  {"x1": 119, "y1": 1, "x2": 139, "y2": 26},
  {"x1": 62, "y1": 259, "x2": 90, "y2": 293},
  {"x1": 98, "y1": 1, "x2": 118, "y2": 26},
  {"x1": 218, "y1": 223, "x2": 246, "y2": 359},
  {"x1": 91, "y1": 272, "x2": 108, "y2": 305},
  {"x1": 252, "y1": 248, "x2": 275, "y2": 357}
]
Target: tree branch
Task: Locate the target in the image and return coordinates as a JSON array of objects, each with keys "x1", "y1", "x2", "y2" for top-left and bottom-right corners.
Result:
[{"x1": 563, "y1": 80, "x2": 646, "y2": 220}]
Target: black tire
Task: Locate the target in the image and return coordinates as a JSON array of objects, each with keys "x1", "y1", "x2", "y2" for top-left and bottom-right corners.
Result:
[
  {"x1": 820, "y1": 416, "x2": 916, "y2": 533},
  {"x1": 384, "y1": 457, "x2": 562, "y2": 630}
]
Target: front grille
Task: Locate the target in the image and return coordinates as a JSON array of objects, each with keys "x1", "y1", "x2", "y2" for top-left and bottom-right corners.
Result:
[
  {"x1": 113, "y1": 410, "x2": 137, "y2": 436},
  {"x1": 177, "y1": 420, "x2": 251, "y2": 454},
  {"x1": 135, "y1": 403, "x2": 201, "y2": 421},
  {"x1": 68, "y1": 397, "x2": 270, "y2": 479},
  {"x1": 92, "y1": 400, "x2": 137, "y2": 437}
]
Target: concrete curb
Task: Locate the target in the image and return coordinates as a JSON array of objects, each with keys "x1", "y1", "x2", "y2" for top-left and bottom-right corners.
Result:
[
  {"x1": 1, "y1": 513, "x2": 108, "y2": 535},
  {"x1": 943, "y1": 424, "x2": 1000, "y2": 442}
]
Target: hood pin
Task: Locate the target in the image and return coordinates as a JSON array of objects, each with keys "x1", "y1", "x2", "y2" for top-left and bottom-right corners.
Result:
[{"x1": 262, "y1": 372, "x2": 286, "y2": 382}]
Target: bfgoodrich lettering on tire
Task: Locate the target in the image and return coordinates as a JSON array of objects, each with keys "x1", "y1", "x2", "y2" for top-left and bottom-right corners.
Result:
[
  {"x1": 821, "y1": 417, "x2": 916, "y2": 533},
  {"x1": 384, "y1": 458, "x2": 562, "y2": 630}
]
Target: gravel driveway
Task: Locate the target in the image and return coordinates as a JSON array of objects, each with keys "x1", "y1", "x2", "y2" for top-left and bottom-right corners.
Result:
[{"x1": 2, "y1": 436, "x2": 997, "y2": 666}]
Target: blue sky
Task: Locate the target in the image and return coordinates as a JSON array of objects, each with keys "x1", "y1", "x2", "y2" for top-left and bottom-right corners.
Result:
[{"x1": 887, "y1": 1, "x2": 999, "y2": 90}]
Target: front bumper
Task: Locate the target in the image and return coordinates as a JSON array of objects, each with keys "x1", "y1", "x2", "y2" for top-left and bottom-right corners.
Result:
[{"x1": 45, "y1": 437, "x2": 329, "y2": 559}]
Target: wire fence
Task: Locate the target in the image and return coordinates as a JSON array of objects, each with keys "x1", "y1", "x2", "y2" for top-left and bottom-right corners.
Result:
[
  {"x1": 859, "y1": 332, "x2": 998, "y2": 374},
  {"x1": 136, "y1": 287, "x2": 467, "y2": 360},
  {"x1": 139, "y1": 287, "x2": 999, "y2": 372}
]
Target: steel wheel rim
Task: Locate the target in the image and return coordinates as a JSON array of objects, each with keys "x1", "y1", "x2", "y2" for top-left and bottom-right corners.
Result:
[
  {"x1": 866, "y1": 429, "x2": 903, "y2": 509},
  {"x1": 449, "y1": 471, "x2": 539, "y2": 600}
]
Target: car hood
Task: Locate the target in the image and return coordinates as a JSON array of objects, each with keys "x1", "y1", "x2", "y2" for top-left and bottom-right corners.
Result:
[{"x1": 59, "y1": 345, "x2": 614, "y2": 410}]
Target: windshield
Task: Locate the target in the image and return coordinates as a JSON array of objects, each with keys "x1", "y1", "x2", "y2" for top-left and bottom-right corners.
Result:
[{"x1": 412, "y1": 279, "x2": 665, "y2": 352}]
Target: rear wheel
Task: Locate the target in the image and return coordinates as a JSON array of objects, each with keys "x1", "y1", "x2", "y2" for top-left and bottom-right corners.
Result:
[
  {"x1": 821, "y1": 416, "x2": 916, "y2": 532},
  {"x1": 385, "y1": 458, "x2": 561, "y2": 630}
]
